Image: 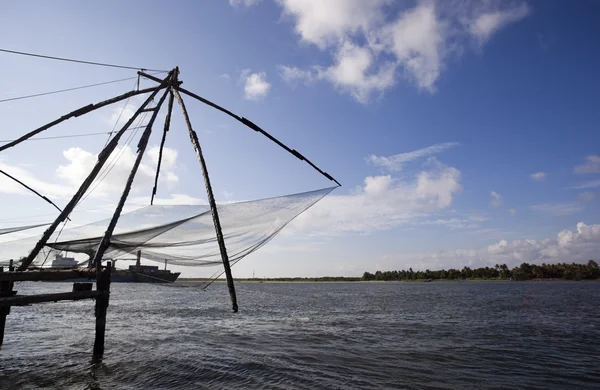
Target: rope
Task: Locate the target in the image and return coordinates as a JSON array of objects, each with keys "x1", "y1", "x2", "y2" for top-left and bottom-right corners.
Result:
[
  {"x1": 0, "y1": 127, "x2": 144, "y2": 143},
  {"x1": 0, "y1": 76, "x2": 144, "y2": 104},
  {"x1": 0, "y1": 48, "x2": 168, "y2": 72}
]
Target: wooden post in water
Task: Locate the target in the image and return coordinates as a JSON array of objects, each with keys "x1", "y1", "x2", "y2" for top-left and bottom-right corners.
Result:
[
  {"x1": 172, "y1": 73, "x2": 239, "y2": 313},
  {"x1": 93, "y1": 261, "x2": 111, "y2": 357},
  {"x1": 0, "y1": 267, "x2": 13, "y2": 347}
]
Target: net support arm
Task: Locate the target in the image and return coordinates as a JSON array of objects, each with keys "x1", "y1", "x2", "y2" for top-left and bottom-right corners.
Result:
[
  {"x1": 17, "y1": 72, "x2": 173, "y2": 271},
  {"x1": 138, "y1": 71, "x2": 340, "y2": 187},
  {"x1": 91, "y1": 86, "x2": 171, "y2": 269},
  {"x1": 172, "y1": 79, "x2": 239, "y2": 313},
  {"x1": 0, "y1": 169, "x2": 66, "y2": 217},
  {"x1": 150, "y1": 90, "x2": 174, "y2": 205},
  {"x1": 0, "y1": 86, "x2": 158, "y2": 153}
]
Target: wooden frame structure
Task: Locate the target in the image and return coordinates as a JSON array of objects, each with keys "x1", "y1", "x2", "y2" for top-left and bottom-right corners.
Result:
[{"x1": 0, "y1": 67, "x2": 340, "y2": 357}]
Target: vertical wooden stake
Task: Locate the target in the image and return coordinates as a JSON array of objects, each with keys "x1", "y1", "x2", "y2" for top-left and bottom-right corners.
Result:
[
  {"x1": 0, "y1": 267, "x2": 13, "y2": 347},
  {"x1": 93, "y1": 261, "x2": 111, "y2": 357}
]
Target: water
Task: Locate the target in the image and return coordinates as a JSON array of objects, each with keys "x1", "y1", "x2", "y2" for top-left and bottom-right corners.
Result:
[{"x1": 0, "y1": 281, "x2": 599, "y2": 389}]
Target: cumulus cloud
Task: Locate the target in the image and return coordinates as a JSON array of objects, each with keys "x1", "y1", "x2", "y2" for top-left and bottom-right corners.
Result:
[
  {"x1": 387, "y1": 222, "x2": 600, "y2": 271},
  {"x1": 574, "y1": 155, "x2": 600, "y2": 174},
  {"x1": 0, "y1": 145, "x2": 181, "y2": 206},
  {"x1": 530, "y1": 172, "x2": 546, "y2": 181},
  {"x1": 490, "y1": 191, "x2": 502, "y2": 208},
  {"x1": 242, "y1": 70, "x2": 271, "y2": 100},
  {"x1": 277, "y1": 0, "x2": 529, "y2": 102},
  {"x1": 508, "y1": 208, "x2": 517, "y2": 215},
  {"x1": 289, "y1": 157, "x2": 462, "y2": 235},
  {"x1": 368, "y1": 142, "x2": 458, "y2": 172}
]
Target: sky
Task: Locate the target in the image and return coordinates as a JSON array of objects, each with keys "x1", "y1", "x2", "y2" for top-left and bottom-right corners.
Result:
[{"x1": 1, "y1": 0, "x2": 600, "y2": 277}]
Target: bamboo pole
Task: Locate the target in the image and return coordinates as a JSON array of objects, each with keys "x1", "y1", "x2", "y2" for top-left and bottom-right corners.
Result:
[
  {"x1": 90, "y1": 86, "x2": 170, "y2": 268},
  {"x1": 171, "y1": 77, "x2": 238, "y2": 313},
  {"x1": 0, "y1": 86, "x2": 158, "y2": 153},
  {"x1": 18, "y1": 73, "x2": 173, "y2": 271},
  {"x1": 151, "y1": 90, "x2": 174, "y2": 205}
]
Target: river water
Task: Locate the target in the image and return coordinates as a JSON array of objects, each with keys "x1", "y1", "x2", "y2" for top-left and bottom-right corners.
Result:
[{"x1": 0, "y1": 281, "x2": 598, "y2": 389}]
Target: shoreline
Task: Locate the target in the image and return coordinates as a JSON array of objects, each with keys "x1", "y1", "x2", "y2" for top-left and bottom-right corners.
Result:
[{"x1": 177, "y1": 278, "x2": 600, "y2": 283}]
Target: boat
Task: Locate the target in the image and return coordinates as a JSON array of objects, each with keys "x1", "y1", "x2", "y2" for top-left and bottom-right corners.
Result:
[
  {"x1": 51, "y1": 253, "x2": 79, "y2": 269},
  {"x1": 110, "y1": 250, "x2": 180, "y2": 283},
  {"x1": 47, "y1": 251, "x2": 180, "y2": 283}
]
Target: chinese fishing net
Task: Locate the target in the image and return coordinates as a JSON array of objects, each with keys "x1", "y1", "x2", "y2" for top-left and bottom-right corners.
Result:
[{"x1": 0, "y1": 187, "x2": 334, "y2": 273}]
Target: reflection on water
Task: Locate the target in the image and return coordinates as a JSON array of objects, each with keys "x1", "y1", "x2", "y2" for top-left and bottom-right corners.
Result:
[{"x1": 0, "y1": 281, "x2": 598, "y2": 389}]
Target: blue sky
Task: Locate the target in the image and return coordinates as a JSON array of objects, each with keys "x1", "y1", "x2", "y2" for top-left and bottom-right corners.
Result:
[{"x1": 1, "y1": 0, "x2": 600, "y2": 277}]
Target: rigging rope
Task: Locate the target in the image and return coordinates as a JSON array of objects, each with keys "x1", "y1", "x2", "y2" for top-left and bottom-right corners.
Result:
[
  {"x1": 0, "y1": 75, "x2": 152, "y2": 104},
  {"x1": 0, "y1": 48, "x2": 168, "y2": 72}
]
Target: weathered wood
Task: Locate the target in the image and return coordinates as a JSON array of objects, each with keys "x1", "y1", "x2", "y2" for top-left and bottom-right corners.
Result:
[
  {"x1": 151, "y1": 90, "x2": 175, "y2": 205},
  {"x1": 93, "y1": 261, "x2": 112, "y2": 357},
  {"x1": 172, "y1": 75, "x2": 238, "y2": 313},
  {"x1": 90, "y1": 86, "x2": 171, "y2": 268},
  {"x1": 0, "y1": 268, "x2": 13, "y2": 346},
  {"x1": 18, "y1": 72, "x2": 173, "y2": 271},
  {"x1": 0, "y1": 290, "x2": 104, "y2": 307},
  {"x1": 0, "y1": 86, "x2": 158, "y2": 153},
  {"x1": 0, "y1": 269, "x2": 94, "y2": 282}
]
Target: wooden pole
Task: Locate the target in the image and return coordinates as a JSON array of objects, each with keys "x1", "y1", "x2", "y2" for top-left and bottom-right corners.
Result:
[
  {"x1": 151, "y1": 90, "x2": 174, "y2": 205},
  {"x1": 93, "y1": 261, "x2": 111, "y2": 357},
  {"x1": 0, "y1": 86, "x2": 158, "y2": 153},
  {"x1": 171, "y1": 75, "x2": 238, "y2": 313},
  {"x1": 90, "y1": 86, "x2": 171, "y2": 269},
  {"x1": 18, "y1": 73, "x2": 173, "y2": 271},
  {"x1": 0, "y1": 267, "x2": 13, "y2": 347}
]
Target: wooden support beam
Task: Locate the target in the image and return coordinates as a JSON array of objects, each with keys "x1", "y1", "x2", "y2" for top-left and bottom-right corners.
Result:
[
  {"x1": 0, "y1": 86, "x2": 158, "y2": 153},
  {"x1": 18, "y1": 72, "x2": 173, "y2": 271},
  {"x1": 0, "y1": 290, "x2": 104, "y2": 307},
  {"x1": 93, "y1": 261, "x2": 112, "y2": 357},
  {"x1": 172, "y1": 73, "x2": 238, "y2": 313},
  {"x1": 151, "y1": 90, "x2": 175, "y2": 205},
  {"x1": 90, "y1": 86, "x2": 171, "y2": 268},
  {"x1": 0, "y1": 269, "x2": 94, "y2": 282}
]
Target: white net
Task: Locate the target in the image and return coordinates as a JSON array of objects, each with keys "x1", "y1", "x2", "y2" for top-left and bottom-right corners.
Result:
[{"x1": 0, "y1": 187, "x2": 334, "y2": 268}]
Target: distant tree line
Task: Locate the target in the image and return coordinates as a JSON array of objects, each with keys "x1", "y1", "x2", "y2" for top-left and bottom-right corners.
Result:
[{"x1": 362, "y1": 260, "x2": 600, "y2": 281}]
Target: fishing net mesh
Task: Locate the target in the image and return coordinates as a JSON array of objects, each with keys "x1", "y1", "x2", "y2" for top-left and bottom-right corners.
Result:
[{"x1": 0, "y1": 187, "x2": 333, "y2": 269}]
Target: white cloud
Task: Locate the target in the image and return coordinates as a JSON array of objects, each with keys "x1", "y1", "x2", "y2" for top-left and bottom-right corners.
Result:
[
  {"x1": 578, "y1": 192, "x2": 597, "y2": 202},
  {"x1": 508, "y1": 208, "x2": 517, "y2": 215},
  {"x1": 387, "y1": 222, "x2": 600, "y2": 271},
  {"x1": 490, "y1": 191, "x2": 502, "y2": 208},
  {"x1": 229, "y1": 0, "x2": 262, "y2": 7},
  {"x1": 278, "y1": 65, "x2": 315, "y2": 84},
  {"x1": 277, "y1": 0, "x2": 530, "y2": 102},
  {"x1": 570, "y1": 180, "x2": 600, "y2": 190},
  {"x1": 530, "y1": 172, "x2": 546, "y2": 181},
  {"x1": 0, "y1": 160, "x2": 75, "y2": 199},
  {"x1": 469, "y1": 4, "x2": 530, "y2": 44},
  {"x1": 128, "y1": 193, "x2": 205, "y2": 206},
  {"x1": 289, "y1": 158, "x2": 462, "y2": 235},
  {"x1": 55, "y1": 145, "x2": 179, "y2": 199},
  {"x1": 574, "y1": 155, "x2": 600, "y2": 174},
  {"x1": 243, "y1": 70, "x2": 271, "y2": 100},
  {"x1": 220, "y1": 73, "x2": 231, "y2": 80},
  {"x1": 530, "y1": 202, "x2": 583, "y2": 217},
  {"x1": 368, "y1": 142, "x2": 458, "y2": 172}
]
